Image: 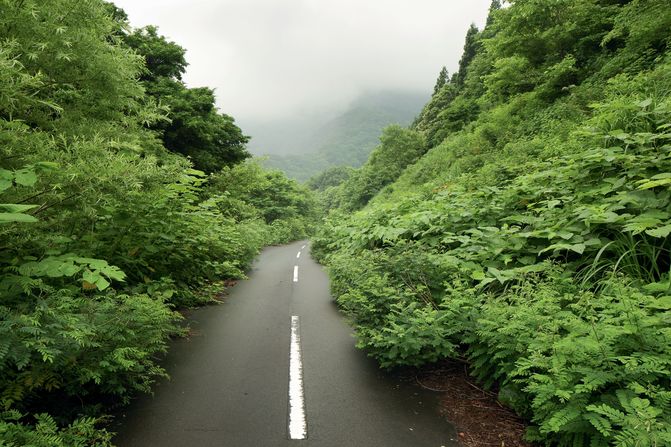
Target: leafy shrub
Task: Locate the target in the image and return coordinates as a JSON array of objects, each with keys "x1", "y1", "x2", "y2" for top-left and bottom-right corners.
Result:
[
  {"x1": 314, "y1": 3, "x2": 671, "y2": 446},
  {"x1": 357, "y1": 302, "x2": 456, "y2": 368},
  {"x1": 0, "y1": 1, "x2": 316, "y2": 442},
  {"x1": 0, "y1": 411, "x2": 113, "y2": 447},
  {"x1": 472, "y1": 273, "x2": 671, "y2": 446},
  {"x1": 0, "y1": 291, "x2": 180, "y2": 412}
]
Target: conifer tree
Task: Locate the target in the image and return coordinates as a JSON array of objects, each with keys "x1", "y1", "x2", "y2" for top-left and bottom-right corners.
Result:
[
  {"x1": 486, "y1": 0, "x2": 502, "y2": 27},
  {"x1": 433, "y1": 66, "x2": 449, "y2": 95},
  {"x1": 454, "y1": 24, "x2": 480, "y2": 88}
]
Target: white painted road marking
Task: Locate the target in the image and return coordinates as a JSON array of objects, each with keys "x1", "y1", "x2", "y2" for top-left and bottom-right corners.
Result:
[
  {"x1": 301, "y1": 244, "x2": 306, "y2": 250},
  {"x1": 296, "y1": 251, "x2": 301, "y2": 259},
  {"x1": 288, "y1": 316, "x2": 307, "y2": 440},
  {"x1": 293, "y1": 266, "x2": 298, "y2": 282}
]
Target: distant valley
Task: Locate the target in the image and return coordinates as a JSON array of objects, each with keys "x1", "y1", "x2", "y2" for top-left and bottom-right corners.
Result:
[{"x1": 242, "y1": 90, "x2": 427, "y2": 181}]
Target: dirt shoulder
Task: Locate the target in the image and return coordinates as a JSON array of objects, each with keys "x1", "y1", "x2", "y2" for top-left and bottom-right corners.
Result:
[{"x1": 415, "y1": 361, "x2": 532, "y2": 447}]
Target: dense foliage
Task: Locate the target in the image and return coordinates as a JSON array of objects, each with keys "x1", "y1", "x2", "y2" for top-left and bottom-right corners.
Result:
[
  {"x1": 314, "y1": 1, "x2": 671, "y2": 445},
  {"x1": 121, "y1": 22, "x2": 250, "y2": 173},
  {"x1": 0, "y1": 0, "x2": 314, "y2": 443},
  {"x1": 325, "y1": 125, "x2": 426, "y2": 211}
]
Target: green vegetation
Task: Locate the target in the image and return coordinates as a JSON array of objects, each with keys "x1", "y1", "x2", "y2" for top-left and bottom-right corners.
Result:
[
  {"x1": 263, "y1": 91, "x2": 427, "y2": 181},
  {"x1": 323, "y1": 125, "x2": 427, "y2": 211},
  {"x1": 120, "y1": 17, "x2": 250, "y2": 173},
  {"x1": 0, "y1": 0, "x2": 314, "y2": 443},
  {"x1": 313, "y1": 0, "x2": 671, "y2": 445}
]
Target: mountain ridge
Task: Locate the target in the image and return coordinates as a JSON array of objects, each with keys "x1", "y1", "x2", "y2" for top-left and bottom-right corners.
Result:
[{"x1": 249, "y1": 90, "x2": 427, "y2": 181}]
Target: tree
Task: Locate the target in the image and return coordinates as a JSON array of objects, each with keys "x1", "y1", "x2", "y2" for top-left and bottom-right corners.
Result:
[
  {"x1": 210, "y1": 161, "x2": 316, "y2": 225},
  {"x1": 433, "y1": 66, "x2": 449, "y2": 95},
  {"x1": 454, "y1": 24, "x2": 481, "y2": 88},
  {"x1": 124, "y1": 26, "x2": 187, "y2": 81},
  {"x1": 307, "y1": 166, "x2": 354, "y2": 191},
  {"x1": 486, "y1": 0, "x2": 502, "y2": 27},
  {"x1": 120, "y1": 21, "x2": 250, "y2": 172},
  {"x1": 0, "y1": 0, "x2": 147, "y2": 135},
  {"x1": 339, "y1": 126, "x2": 426, "y2": 210},
  {"x1": 158, "y1": 83, "x2": 250, "y2": 172}
]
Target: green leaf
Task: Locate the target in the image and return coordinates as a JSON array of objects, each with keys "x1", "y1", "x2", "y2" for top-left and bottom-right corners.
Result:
[
  {"x1": 637, "y1": 175, "x2": 671, "y2": 190},
  {"x1": 0, "y1": 212, "x2": 38, "y2": 223},
  {"x1": 646, "y1": 224, "x2": 671, "y2": 238},
  {"x1": 95, "y1": 276, "x2": 111, "y2": 290},
  {"x1": 13, "y1": 169, "x2": 38, "y2": 187},
  {"x1": 471, "y1": 270, "x2": 486, "y2": 280},
  {"x1": 540, "y1": 243, "x2": 585, "y2": 254},
  {"x1": 515, "y1": 263, "x2": 549, "y2": 274},
  {"x1": 488, "y1": 267, "x2": 515, "y2": 284},
  {"x1": 636, "y1": 98, "x2": 652, "y2": 108},
  {"x1": 35, "y1": 161, "x2": 59, "y2": 171},
  {"x1": 82, "y1": 269, "x2": 98, "y2": 284},
  {"x1": 59, "y1": 263, "x2": 81, "y2": 277},
  {"x1": 610, "y1": 130, "x2": 630, "y2": 141},
  {"x1": 0, "y1": 204, "x2": 38, "y2": 213},
  {"x1": 623, "y1": 212, "x2": 668, "y2": 234},
  {"x1": 643, "y1": 281, "x2": 671, "y2": 294},
  {"x1": 556, "y1": 230, "x2": 574, "y2": 240},
  {"x1": 570, "y1": 243, "x2": 586, "y2": 254},
  {"x1": 649, "y1": 295, "x2": 671, "y2": 308},
  {"x1": 184, "y1": 168, "x2": 206, "y2": 177},
  {"x1": 585, "y1": 413, "x2": 613, "y2": 437},
  {"x1": 0, "y1": 168, "x2": 13, "y2": 192}
]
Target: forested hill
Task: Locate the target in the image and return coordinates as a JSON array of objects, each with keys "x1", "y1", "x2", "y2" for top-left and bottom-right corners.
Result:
[
  {"x1": 313, "y1": 0, "x2": 671, "y2": 445},
  {"x1": 0, "y1": 1, "x2": 315, "y2": 444},
  {"x1": 259, "y1": 90, "x2": 427, "y2": 181}
]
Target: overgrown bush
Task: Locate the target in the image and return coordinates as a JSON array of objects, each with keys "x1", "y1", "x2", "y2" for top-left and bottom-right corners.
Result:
[
  {"x1": 0, "y1": 412, "x2": 113, "y2": 447},
  {"x1": 314, "y1": 2, "x2": 671, "y2": 445},
  {"x1": 469, "y1": 272, "x2": 671, "y2": 446},
  {"x1": 0, "y1": 0, "x2": 315, "y2": 442}
]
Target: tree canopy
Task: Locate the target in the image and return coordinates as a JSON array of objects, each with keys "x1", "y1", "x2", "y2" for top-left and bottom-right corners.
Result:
[
  {"x1": 121, "y1": 22, "x2": 250, "y2": 172},
  {"x1": 0, "y1": 1, "x2": 314, "y2": 443}
]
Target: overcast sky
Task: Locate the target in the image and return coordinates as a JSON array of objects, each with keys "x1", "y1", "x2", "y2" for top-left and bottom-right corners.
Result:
[{"x1": 113, "y1": 0, "x2": 492, "y2": 122}]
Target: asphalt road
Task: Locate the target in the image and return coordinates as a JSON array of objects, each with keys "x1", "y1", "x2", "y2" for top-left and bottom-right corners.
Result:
[{"x1": 113, "y1": 240, "x2": 459, "y2": 447}]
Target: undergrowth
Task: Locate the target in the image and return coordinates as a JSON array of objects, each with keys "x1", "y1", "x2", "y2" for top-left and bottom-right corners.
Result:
[{"x1": 314, "y1": 2, "x2": 671, "y2": 445}]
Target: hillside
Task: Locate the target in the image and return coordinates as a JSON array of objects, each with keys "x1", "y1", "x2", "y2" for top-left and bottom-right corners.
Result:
[
  {"x1": 0, "y1": 2, "x2": 316, "y2": 444},
  {"x1": 313, "y1": 1, "x2": 671, "y2": 445},
  {"x1": 258, "y1": 90, "x2": 427, "y2": 181}
]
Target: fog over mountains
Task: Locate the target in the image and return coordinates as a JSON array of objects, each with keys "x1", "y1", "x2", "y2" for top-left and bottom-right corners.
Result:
[{"x1": 241, "y1": 90, "x2": 428, "y2": 181}]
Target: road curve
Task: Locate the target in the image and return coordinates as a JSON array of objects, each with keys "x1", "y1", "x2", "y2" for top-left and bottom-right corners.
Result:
[{"x1": 113, "y1": 240, "x2": 459, "y2": 447}]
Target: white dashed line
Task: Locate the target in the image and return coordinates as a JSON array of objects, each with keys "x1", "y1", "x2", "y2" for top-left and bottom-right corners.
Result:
[
  {"x1": 288, "y1": 316, "x2": 307, "y2": 439},
  {"x1": 296, "y1": 251, "x2": 301, "y2": 259},
  {"x1": 293, "y1": 266, "x2": 298, "y2": 283},
  {"x1": 301, "y1": 244, "x2": 306, "y2": 250}
]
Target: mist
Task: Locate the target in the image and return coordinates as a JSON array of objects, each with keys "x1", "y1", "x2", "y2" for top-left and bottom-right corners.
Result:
[{"x1": 112, "y1": 0, "x2": 493, "y2": 125}]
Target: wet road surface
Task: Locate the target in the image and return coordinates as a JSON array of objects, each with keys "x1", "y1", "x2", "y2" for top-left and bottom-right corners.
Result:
[{"x1": 113, "y1": 241, "x2": 458, "y2": 447}]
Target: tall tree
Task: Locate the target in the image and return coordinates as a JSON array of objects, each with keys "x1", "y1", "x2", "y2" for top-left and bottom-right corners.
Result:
[
  {"x1": 454, "y1": 24, "x2": 481, "y2": 88},
  {"x1": 124, "y1": 26, "x2": 187, "y2": 81},
  {"x1": 159, "y1": 84, "x2": 249, "y2": 172},
  {"x1": 120, "y1": 21, "x2": 249, "y2": 172},
  {"x1": 486, "y1": 0, "x2": 502, "y2": 27},
  {"x1": 433, "y1": 66, "x2": 449, "y2": 95}
]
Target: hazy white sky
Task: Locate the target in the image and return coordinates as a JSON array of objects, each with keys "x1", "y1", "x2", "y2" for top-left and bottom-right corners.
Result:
[{"x1": 113, "y1": 0, "x2": 492, "y2": 121}]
